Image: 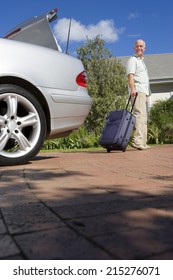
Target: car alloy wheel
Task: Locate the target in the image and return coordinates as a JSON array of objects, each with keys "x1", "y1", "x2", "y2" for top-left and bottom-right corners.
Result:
[{"x1": 0, "y1": 84, "x2": 47, "y2": 166}]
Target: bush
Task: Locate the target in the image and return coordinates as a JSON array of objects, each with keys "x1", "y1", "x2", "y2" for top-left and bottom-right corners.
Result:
[
  {"x1": 148, "y1": 98, "x2": 173, "y2": 144},
  {"x1": 43, "y1": 126, "x2": 100, "y2": 150}
]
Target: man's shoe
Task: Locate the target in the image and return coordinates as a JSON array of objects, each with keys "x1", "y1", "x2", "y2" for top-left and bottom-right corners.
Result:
[
  {"x1": 145, "y1": 145, "x2": 150, "y2": 149},
  {"x1": 131, "y1": 143, "x2": 148, "y2": 150}
]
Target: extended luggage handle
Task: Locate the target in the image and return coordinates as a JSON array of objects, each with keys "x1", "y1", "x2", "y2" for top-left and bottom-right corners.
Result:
[{"x1": 125, "y1": 93, "x2": 138, "y2": 113}]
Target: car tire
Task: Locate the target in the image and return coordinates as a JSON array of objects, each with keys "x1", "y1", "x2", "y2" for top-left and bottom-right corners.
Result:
[{"x1": 0, "y1": 84, "x2": 47, "y2": 166}]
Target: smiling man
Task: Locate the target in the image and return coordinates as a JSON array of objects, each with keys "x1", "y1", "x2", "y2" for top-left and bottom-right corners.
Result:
[{"x1": 126, "y1": 39, "x2": 150, "y2": 150}]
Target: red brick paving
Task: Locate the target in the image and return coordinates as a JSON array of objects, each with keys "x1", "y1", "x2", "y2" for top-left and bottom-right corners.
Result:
[{"x1": 0, "y1": 145, "x2": 173, "y2": 259}]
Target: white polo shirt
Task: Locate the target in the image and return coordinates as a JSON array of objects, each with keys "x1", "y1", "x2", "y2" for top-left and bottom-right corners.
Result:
[{"x1": 126, "y1": 55, "x2": 150, "y2": 96}]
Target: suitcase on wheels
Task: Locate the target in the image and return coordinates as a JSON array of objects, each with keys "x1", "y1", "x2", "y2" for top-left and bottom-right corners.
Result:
[{"x1": 99, "y1": 94, "x2": 137, "y2": 152}]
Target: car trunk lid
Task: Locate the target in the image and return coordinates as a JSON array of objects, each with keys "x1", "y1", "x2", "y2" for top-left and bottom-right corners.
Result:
[{"x1": 4, "y1": 8, "x2": 61, "y2": 51}]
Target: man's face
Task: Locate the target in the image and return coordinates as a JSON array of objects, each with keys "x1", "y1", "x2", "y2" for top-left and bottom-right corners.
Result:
[{"x1": 134, "y1": 40, "x2": 145, "y2": 57}]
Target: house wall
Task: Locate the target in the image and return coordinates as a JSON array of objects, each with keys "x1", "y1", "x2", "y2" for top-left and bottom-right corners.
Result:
[{"x1": 148, "y1": 83, "x2": 173, "y2": 109}]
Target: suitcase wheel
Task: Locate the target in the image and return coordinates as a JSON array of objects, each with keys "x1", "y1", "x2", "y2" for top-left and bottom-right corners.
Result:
[{"x1": 106, "y1": 148, "x2": 111, "y2": 153}]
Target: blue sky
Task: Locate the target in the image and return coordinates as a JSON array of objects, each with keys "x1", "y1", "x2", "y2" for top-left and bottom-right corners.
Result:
[{"x1": 0, "y1": 0, "x2": 172, "y2": 57}]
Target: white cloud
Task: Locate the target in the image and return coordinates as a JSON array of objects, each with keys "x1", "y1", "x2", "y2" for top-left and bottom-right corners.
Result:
[
  {"x1": 53, "y1": 18, "x2": 124, "y2": 44},
  {"x1": 128, "y1": 13, "x2": 140, "y2": 20}
]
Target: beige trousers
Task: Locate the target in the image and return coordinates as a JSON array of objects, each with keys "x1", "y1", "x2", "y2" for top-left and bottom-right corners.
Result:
[{"x1": 131, "y1": 92, "x2": 147, "y2": 147}]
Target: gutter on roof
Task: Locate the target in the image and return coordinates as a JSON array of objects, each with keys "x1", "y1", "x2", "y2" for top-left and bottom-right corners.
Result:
[{"x1": 150, "y1": 78, "x2": 173, "y2": 84}]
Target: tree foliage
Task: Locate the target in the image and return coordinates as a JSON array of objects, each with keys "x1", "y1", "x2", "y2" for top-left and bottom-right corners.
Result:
[{"x1": 76, "y1": 35, "x2": 128, "y2": 135}]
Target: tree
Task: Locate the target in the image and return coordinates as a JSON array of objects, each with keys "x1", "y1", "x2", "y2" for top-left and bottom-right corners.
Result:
[{"x1": 76, "y1": 35, "x2": 128, "y2": 135}]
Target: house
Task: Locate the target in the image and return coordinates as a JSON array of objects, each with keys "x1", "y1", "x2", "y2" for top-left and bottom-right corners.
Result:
[{"x1": 119, "y1": 53, "x2": 173, "y2": 109}]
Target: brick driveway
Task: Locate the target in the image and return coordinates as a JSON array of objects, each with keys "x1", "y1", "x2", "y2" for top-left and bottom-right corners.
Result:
[{"x1": 0, "y1": 145, "x2": 173, "y2": 259}]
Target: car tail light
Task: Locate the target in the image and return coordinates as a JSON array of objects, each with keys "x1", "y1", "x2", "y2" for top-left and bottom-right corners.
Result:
[{"x1": 76, "y1": 71, "x2": 87, "y2": 87}]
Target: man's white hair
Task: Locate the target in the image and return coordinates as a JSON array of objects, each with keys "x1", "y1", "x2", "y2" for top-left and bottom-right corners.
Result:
[{"x1": 134, "y1": 39, "x2": 146, "y2": 48}]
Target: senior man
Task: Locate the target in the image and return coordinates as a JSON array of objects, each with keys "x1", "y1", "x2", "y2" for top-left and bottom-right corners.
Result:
[{"x1": 126, "y1": 39, "x2": 150, "y2": 150}]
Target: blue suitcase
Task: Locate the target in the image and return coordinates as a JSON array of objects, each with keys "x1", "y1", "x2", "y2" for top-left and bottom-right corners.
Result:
[{"x1": 99, "y1": 95, "x2": 137, "y2": 152}]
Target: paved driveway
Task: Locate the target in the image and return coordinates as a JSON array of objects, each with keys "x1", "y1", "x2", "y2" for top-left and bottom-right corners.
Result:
[{"x1": 0, "y1": 145, "x2": 173, "y2": 259}]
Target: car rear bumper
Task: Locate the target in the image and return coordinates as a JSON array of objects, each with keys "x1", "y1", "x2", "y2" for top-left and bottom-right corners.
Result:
[{"x1": 39, "y1": 86, "x2": 92, "y2": 137}]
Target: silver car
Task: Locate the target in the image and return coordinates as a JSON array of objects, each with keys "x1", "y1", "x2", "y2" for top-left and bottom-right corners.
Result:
[{"x1": 0, "y1": 8, "x2": 92, "y2": 166}]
